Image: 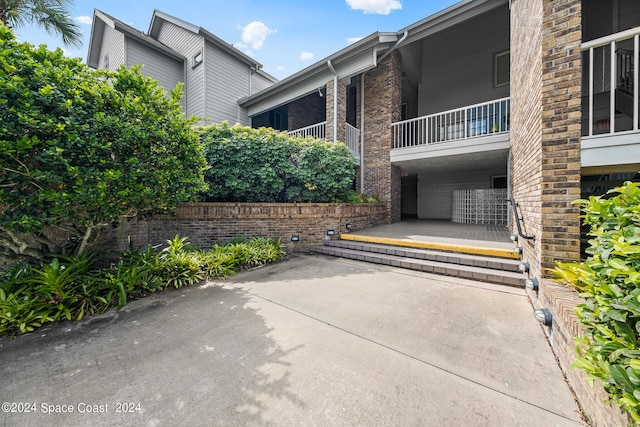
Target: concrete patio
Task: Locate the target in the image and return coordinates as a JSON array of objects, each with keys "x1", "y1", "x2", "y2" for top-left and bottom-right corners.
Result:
[
  {"x1": 0, "y1": 254, "x2": 585, "y2": 426},
  {"x1": 350, "y1": 218, "x2": 513, "y2": 250}
]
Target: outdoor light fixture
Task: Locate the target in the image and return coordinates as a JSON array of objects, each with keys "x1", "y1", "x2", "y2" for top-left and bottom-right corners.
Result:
[
  {"x1": 534, "y1": 308, "x2": 553, "y2": 327},
  {"x1": 326, "y1": 229, "x2": 336, "y2": 236},
  {"x1": 513, "y1": 246, "x2": 523, "y2": 255},
  {"x1": 518, "y1": 262, "x2": 530, "y2": 273},
  {"x1": 345, "y1": 223, "x2": 353, "y2": 232},
  {"x1": 525, "y1": 278, "x2": 539, "y2": 291},
  {"x1": 290, "y1": 235, "x2": 300, "y2": 242},
  {"x1": 510, "y1": 234, "x2": 518, "y2": 242},
  {"x1": 318, "y1": 88, "x2": 323, "y2": 97}
]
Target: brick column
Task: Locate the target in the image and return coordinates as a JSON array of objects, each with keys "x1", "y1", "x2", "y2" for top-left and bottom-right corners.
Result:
[
  {"x1": 539, "y1": 0, "x2": 583, "y2": 272},
  {"x1": 510, "y1": 0, "x2": 582, "y2": 281},
  {"x1": 326, "y1": 78, "x2": 346, "y2": 143},
  {"x1": 362, "y1": 51, "x2": 402, "y2": 223},
  {"x1": 511, "y1": 1, "x2": 630, "y2": 425}
]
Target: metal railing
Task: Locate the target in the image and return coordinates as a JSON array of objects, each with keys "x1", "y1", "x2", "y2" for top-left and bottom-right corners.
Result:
[
  {"x1": 392, "y1": 97, "x2": 510, "y2": 149},
  {"x1": 508, "y1": 198, "x2": 535, "y2": 240},
  {"x1": 288, "y1": 121, "x2": 327, "y2": 140},
  {"x1": 288, "y1": 121, "x2": 360, "y2": 159},
  {"x1": 345, "y1": 123, "x2": 360, "y2": 158},
  {"x1": 582, "y1": 27, "x2": 640, "y2": 137}
]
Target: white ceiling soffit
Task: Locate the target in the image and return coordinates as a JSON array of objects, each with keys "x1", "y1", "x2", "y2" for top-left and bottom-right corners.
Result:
[{"x1": 239, "y1": 32, "x2": 398, "y2": 116}]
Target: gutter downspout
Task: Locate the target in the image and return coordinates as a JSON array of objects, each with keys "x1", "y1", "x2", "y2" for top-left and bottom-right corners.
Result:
[
  {"x1": 327, "y1": 59, "x2": 338, "y2": 142},
  {"x1": 378, "y1": 31, "x2": 408, "y2": 65},
  {"x1": 360, "y1": 72, "x2": 365, "y2": 193},
  {"x1": 359, "y1": 31, "x2": 408, "y2": 194},
  {"x1": 249, "y1": 66, "x2": 255, "y2": 95}
]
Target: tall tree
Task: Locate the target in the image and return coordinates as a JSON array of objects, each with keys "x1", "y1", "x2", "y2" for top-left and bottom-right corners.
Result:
[{"x1": 0, "y1": 0, "x2": 82, "y2": 48}]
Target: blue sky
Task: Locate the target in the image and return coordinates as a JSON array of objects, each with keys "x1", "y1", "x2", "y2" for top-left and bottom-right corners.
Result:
[{"x1": 15, "y1": 0, "x2": 459, "y2": 80}]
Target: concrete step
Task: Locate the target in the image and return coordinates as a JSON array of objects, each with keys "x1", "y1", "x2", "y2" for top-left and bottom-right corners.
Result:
[
  {"x1": 321, "y1": 239, "x2": 522, "y2": 273},
  {"x1": 311, "y1": 242, "x2": 525, "y2": 288},
  {"x1": 339, "y1": 233, "x2": 520, "y2": 260}
]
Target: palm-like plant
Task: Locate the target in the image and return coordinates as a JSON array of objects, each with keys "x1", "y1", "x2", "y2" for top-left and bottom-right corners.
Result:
[{"x1": 0, "y1": 0, "x2": 82, "y2": 48}]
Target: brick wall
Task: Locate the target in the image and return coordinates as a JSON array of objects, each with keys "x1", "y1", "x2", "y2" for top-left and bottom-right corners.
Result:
[
  {"x1": 288, "y1": 91, "x2": 325, "y2": 131},
  {"x1": 540, "y1": 0, "x2": 583, "y2": 272},
  {"x1": 361, "y1": 52, "x2": 402, "y2": 223},
  {"x1": 117, "y1": 202, "x2": 387, "y2": 253},
  {"x1": 511, "y1": 0, "x2": 629, "y2": 424},
  {"x1": 510, "y1": 0, "x2": 544, "y2": 281},
  {"x1": 326, "y1": 78, "x2": 347, "y2": 143}
]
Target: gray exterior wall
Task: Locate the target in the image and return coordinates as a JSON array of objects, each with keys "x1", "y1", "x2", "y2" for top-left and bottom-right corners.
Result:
[
  {"x1": 125, "y1": 37, "x2": 184, "y2": 98},
  {"x1": 416, "y1": 166, "x2": 506, "y2": 219},
  {"x1": 98, "y1": 24, "x2": 125, "y2": 70},
  {"x1": 251, "y1": 72, "x2": 275, "y2": 94},
  {"x1": 205, "y1": 41, "x2": 251, "y2": 125},
  {"x1": 418, "y1": 6, "x2": 510, "y2": 116},
  {"x1": 154, "y1": 21, "x2": 205, "y2": 119}
]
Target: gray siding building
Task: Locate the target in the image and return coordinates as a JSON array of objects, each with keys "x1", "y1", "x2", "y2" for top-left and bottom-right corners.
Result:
[{"x1": 87, "y1": 9, "x2": 277, "y2": 125}]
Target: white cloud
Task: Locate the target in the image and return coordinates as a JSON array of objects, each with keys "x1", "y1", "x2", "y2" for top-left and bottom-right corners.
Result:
[
  {"x1": 75, "y1": 15, "x2": 92, "y2": 25},
  {"x1": 345, "y1": 0, "x2": 402, "y2": 15},
  {"x1": 347, "y1": 36, "x2": 364, "y2": 44},
  {"x1": 299, "y1": 51, "x2": 314, "y2": 61},
  {"x1": 277, "y1": 66, "x2": 284, "y2": 71},
  {"x1": 241, "y1": 21, "x2": 276, "y2": 50}
]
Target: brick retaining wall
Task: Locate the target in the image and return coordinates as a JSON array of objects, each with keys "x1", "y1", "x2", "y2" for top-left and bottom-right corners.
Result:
[{"x1": 119, "y1": 202, "x2": 387, "y2": 253}]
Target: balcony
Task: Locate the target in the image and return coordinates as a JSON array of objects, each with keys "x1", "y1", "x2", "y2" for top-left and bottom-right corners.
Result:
[
  {"x1": 582, "y1": 27, "x2": 640, "y2": 137},
  {"x1": 288, "y1": 122, "x2": 361, "y2": 162},
  {"x1": 392, "y1": 98, "x2": 510, "y2": 150}
]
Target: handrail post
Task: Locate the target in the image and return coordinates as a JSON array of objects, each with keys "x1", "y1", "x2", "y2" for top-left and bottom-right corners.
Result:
[{"x1": 508, "y1": 198, "x2": 535, "y2": 240}]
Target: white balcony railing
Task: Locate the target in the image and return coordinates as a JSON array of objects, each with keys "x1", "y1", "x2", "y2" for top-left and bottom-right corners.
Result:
[
  {"x1": 288, "y1": 121, "x2": 360, "y2": 160},
  {"x1": 345, "y1": 123, "x2": 360, "y2": 159},
  {"x1": 392, "y1": 98, "x2": 510, "y2": 150},
  {"x1": 288, "y1": 121, "x2": 326, "y2": 140},
  {"x1": 582, "y1": 27, "x2": 640, "y2": 137}
]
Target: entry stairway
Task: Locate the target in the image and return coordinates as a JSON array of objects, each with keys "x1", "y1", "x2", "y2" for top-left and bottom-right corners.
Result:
[{"x1": 311, "y1": 233, "x2": 524, "y2": 288}]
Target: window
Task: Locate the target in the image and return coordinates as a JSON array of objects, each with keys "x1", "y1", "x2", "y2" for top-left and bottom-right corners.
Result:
[
  {"x1": 192, "y1": 50, "x2": 203, "y2": 68},
  {"x1": 494, "y1": 51, "x2": 510, "y2": 87}
]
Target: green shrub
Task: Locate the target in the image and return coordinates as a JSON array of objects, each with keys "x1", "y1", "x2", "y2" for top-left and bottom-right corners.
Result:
[
  {"x1": 0, "y1": 254, "x2": 106, "y2": 334},
  {"x1": 345, "y1": 191, "x2": 382, "y2": 204},
  {"x1": 198, "y1": 123, "x2": 356, "y2": 203},
  {"x1": 554, "y1": 180, "x2": 640, "y2": 422},
  {"x1": 0, "y1": 235, "x2": 286, "y2": 336},
  {"x1": 0, "y1": 27, "x2": 207, "y2": 263}
]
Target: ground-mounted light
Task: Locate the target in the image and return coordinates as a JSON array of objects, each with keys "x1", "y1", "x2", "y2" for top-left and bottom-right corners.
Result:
[
  {"x1": 345, "y1": 223, "x2": 353, "y2": 232},
  {"x1": 525, "y1": 278, "x2": 539, "y2": 291},
  {"x1": 290, "y1": 235, "x2": 300, "y2": 242},
  {"x1": 510, "y1": 234, "x2": 519, "y2": 242},
  {"x1": 326, "y1": 229, "x2": 336, "y2": 236},
  {"x1": 513, "y1": 246, "x2": 523, "y2": 255},
  {"x1": 518, "y1": 262, "x2": 530, "y2": 273},
  {"x1": 534, "y1": 308, "x2": 553, "y2": 327}
]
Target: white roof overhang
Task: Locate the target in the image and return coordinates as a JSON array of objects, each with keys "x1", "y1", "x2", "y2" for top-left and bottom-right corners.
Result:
[{"x1": 238, "y1": 32, "x2": 397, "y2": 116}]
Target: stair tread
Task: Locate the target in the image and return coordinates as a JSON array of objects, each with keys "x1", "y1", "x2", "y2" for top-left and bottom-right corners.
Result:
[
  {"x1": 311, "y1": 245, "x2": 524, "y2": 287},
  {"x1": 322, "y1": 239, "x2": 521, "y2": 272}
]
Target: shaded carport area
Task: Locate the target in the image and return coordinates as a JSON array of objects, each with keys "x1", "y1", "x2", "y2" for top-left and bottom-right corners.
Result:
[{"x1": 0, "y1": 255, "x2": 585, "y2": 426}]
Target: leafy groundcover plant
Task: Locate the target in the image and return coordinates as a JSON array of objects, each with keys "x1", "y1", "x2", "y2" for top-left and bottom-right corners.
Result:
[
  {"x1": 0, "y1": 236, "x2": 285, "y2": 336},
  {"x1": 554, "y1": 181, "x2": 640, "y2": 422}
]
